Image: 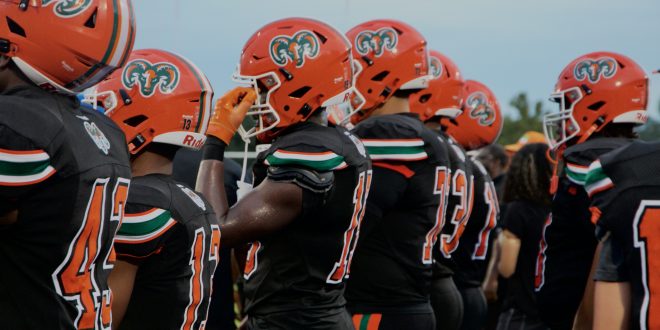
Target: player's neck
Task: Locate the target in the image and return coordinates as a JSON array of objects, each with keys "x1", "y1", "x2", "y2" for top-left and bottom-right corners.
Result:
[
  {"x1": 131, "y1": 150, "x2": 173, "y2": 177},
  {"x1": 0, "y1": 58, "x2": 33, "y2": 93},
  {"x1": 371, "y1": 96, "x2": 410, "y2": 117},
  {"x1": 424, "y1": 121, "x2": 442, "y2": 132},
  {"x1": 308, "y1": 110, "x2": 327, "y2": 126}
]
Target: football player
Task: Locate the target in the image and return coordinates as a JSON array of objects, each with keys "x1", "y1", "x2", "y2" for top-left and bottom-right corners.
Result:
[
  {"x1": 85, "y1": 49, "x2": 220, "y2": 329},
  {"x1": 0, "y1": 1, "x2": 135, "y2": 328},
  {"x1": 585, "y1": 140, "x2": 657, "y2": 330},
  {"x1": 409, "y1": 50, "x2": 475, "y2": 330},
  {"x1": 196, "y1": 18, "x2": 371, "y2": 329},
  {"x1": 440, "y1": 80, "x2": 503, "y2": 330},
  {"x1": 343, "y1": 20, "x2": 450, "y2": 330},
  {"x1": 535, "y1": 51, "x2": 648, "y2": 329}
]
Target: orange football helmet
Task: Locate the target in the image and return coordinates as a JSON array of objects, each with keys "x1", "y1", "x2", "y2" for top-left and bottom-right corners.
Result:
[
  {"x1": 85, "y1": 49, "x2": 214, "y2": 155},
  {"x1": 441, "y1": 80, "x2": 502, "y2": 151},
  {"x1": 543, "y1": 51, "x2": 648, "y2": 149},
  {"x1": 0, "y1": 0, "x2": 136, "y2": 94},
  {"x1": 410, "y1": 50, "x2": 464, "y2": 121},
  {"x1": 346, "y1": 19, "x2": 432, "y2": 121},
  {"x1": 233, "y1": 17, "x2": 358, "y2": 142}
]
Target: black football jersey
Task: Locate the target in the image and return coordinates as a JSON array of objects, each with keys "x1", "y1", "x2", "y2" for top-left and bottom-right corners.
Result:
[
  {"x1": 434, "y1": 133, "x2": 475, "y2": 278},
  {"x1": 113, "y1": 174, "x2": 219, "y2": 330},
  {"x1": 346, "y1": 113, "x2": 451, "y2": 313},
  {"x1": 586, "y1": 140, "x2": 660, "y2": 330},
  {"x1": 0, "y1": 86, "x2": 131, "y2": 329},
  {"x1": 534, "y1": 137, "x2": 632, "y2": 329},
  {"x1": 451, "y1": 158, "x2": 499, "y2": 287},
  {"x1": 243, "y1": 122, "x2": 372, "y2": 317}
]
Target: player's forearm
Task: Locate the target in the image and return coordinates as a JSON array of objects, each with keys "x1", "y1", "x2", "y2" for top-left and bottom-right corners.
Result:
[
  {"x1": 196, "y1": 159, "x2": 229, "y2": 225},
  {"x1": 196, "y1": 136, "x2": 230, "y2": 227},
  {"x1": 220, "y1": 180, "x2": 302, "y2": 247}
]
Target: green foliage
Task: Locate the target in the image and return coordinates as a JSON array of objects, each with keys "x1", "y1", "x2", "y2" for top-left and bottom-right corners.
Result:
[{"x1": 498, "y1": 92, "x2": 548, "y2": 145}]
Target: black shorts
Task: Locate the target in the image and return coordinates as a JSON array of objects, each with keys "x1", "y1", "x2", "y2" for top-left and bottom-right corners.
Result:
[
  {"x1": 496, "y1": 308, "x2": 548, "y2": 330},
  {"x1": 457, "y1": 285, "x2": 487, "y2": 330},
  {"x1": 430, "y1": 276, "x2": 463, "y2": 330},
  {"x1": 594, "y1": 230, "x2": 629, "y2": 282},
  {"x1": 351, "y1": 312, "x2": 435, "y2": 330},
  {"x1": 247, "y1": 308, "x2": 353, "y2": 330}
]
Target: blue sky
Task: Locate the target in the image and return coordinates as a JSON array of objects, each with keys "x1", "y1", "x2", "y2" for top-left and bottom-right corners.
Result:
[{"x1": 132, "y1": 0, "x2": 660, "y2": 119}]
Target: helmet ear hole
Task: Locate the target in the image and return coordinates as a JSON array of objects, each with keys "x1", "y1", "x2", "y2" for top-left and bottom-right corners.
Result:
[
  {"x1": 124, "y1": 115, "x2": 148, "y2": 127},
  {"x1": 6, "y1": 17, "x2": 25, "y2": 37},
  {"x1": 312, "y1": 31, "x2": 327, "y2": 44},
  {"x1": 371, "y1": 71, "x2": 390, "y2": 82},
  {"x1": 289, "y1": 86, "x2": 312, "y2": 99},
  {"x1": 418, "y1": 93, "x2": 431, "y2": 104},
  {"x1": 587, "y1": 101, "x2": 606, "y2": 111},
  {"x1": 84, "y1": 9, "x2": 98, "y2": 29}
]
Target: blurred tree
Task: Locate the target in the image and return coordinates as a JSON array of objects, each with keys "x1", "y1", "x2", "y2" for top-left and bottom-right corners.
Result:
[{"x1": 498, "y1": 92, "x2": 547, "y2": 145}]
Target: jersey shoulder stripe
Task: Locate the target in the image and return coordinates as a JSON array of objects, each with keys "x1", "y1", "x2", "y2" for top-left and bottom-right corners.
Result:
[
  {"x1": 0, "y1": 148, "x2": 56, "y2": 186},
  {"x1": 361, "y1": 138, "x2": 428, "y2": 161},
  {"x1": 585, "y1": 160, "x2": 614, "y2": 197},
  {"x1": 265, "y1": 149, "x2": 347, "y2": 171},
  {"x1": 116, "y1": 208, "x2": 177, "y2": 244}
]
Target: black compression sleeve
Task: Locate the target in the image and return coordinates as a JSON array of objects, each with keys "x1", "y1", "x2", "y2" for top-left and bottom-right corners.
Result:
[{"x1": 202, "y1": 136, "x2": 226, "y2": 161}]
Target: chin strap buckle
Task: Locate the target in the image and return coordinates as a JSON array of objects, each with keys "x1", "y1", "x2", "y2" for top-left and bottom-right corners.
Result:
[
  {"x1": 19, "y1": 0, "x2": 29, "y2": 11},
  {"x1": 0, "y1": 39, "x2": 10, "y2": 53}
]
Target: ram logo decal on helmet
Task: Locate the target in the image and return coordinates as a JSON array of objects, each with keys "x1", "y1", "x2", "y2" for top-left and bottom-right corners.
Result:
[
  {"x1": 429, "y1": 56, "x2": 443, "y2": 79},
  {"x1": 466, "y1": 92, "x2": 496, "y2": 126},
  {"x1": 42, "y1": 0, "x2": 93, "y2": 18},
  {"x1": 354, "y1": 27, "x2": 398, "y2": 57},
  {"x1": 269, "y1": 30, "x2": 320, "y2": 68},
  {"x1": 122, "y1": 59, "x2": 180, "y2": 98},
  {"x1": 574, "y1": 57, "x2": 617, "y2": 83}
]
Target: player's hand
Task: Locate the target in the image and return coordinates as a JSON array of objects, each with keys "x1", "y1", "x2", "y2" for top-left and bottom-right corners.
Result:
[
  {"x1": 482, "y1": 279, "x2": 498, "y2": 302},
  {"x1": 206, "y1": 87, "x2": 257, "y2": 144}
]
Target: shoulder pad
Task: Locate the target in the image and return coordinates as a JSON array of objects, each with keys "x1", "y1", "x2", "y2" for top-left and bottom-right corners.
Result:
[
  {"x1": 267, "y1": 166, "x2": 334, "y2": 194},
  {"x1": 563, "y1": 137, "x2": 632, "y2": 167},
  {"x1": 263, "y1": 149, "x2": 347, "y2": 172},
  {"x1": 0, "y1": 98, "x2": 64, "y2": 148},
  {"x1": 353, "y1": 113, "x2": 425, "y2": 140},
  {"x1": 563, "y1": 138, "x2": 633, "y2": 186},
  {"x1": 354, "y1": 114, "x2": 449, "y2": 164},
  {"x1": 270, "y1": 123, "x2": 345, "y2": 153},
  {"x1": 257, "y1": 124, "x2": 353, "y2": 172},
  {"x1": 128, "y1": 176, "x2": 173, "y2": 211},
  {"x1": 598, "y1": 141, "x2": 660, "y2": 191}
]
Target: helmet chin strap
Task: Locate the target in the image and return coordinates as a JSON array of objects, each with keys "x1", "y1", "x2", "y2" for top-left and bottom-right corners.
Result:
[
  {"x1": 547, "y1": 145, "x2": 563, "y2": 195},
  {"x1": 575, "y1": 120, "x2": 602, "y2": 145},
  {"x1": 236, "y1": 126, "x2": 253, "y2": 201}
]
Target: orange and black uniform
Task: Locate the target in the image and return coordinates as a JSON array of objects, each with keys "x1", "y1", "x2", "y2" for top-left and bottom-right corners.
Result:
[
  {"x1": 452, "y1": 159, "x2": 499, "y2": 330},
  {"x1": 0, "y1": 85, "x2": 131, "y2": 329},
  {"x1": 346, "y1": 113, "x2": 450, "y2": 330},
  {"x1": 431, "y1": 134, "x2": 473, "y2": 330},
  {"x1": 535, "y1": 138, "x2": 631, "y2": 329},
  {"x1": 113, "y1": 174, "x2": 220, "y2": 330},
  {"x1": 587, "y1": 140, "x2": 660, "y2": 330},
  {"x1": 244, "y1": 122, "x2": 371, "y2": 330}
]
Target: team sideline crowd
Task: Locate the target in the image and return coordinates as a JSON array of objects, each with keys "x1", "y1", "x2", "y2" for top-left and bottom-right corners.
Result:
[{"x1": 0, "y1": 1, "x2": 657, "y2": 329}]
